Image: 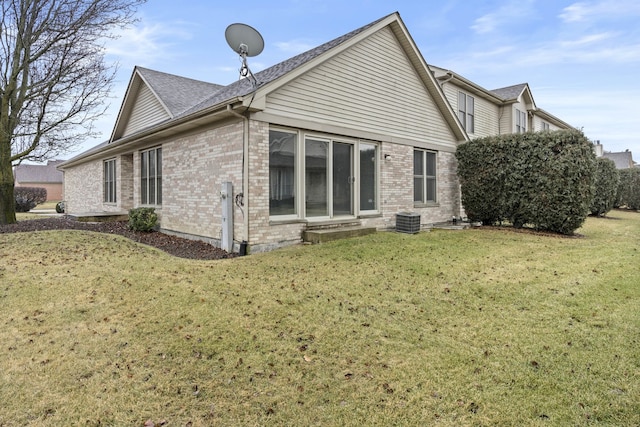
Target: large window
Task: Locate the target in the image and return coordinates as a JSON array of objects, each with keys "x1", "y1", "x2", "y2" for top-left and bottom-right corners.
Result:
[
  {"x1": 269, "y1": 127, "x2": 378, "y2": 218},
  {"x1": 516, "y1": 109, "x2": 527, "y2": 133},
  {"x1": 141, "y1": 147, "x2": 162, "y2": 206},
  {"x1": 104, "y1": 159, "x2": 116, "y2": 203},
  {"x1": 269, "y1": 130, "x2": 297, "y2": 216},
  {"x1": 414, "y1": 149, "x2": 437, "y2": 204},
  {"x1": 359, "y1": 143, "x2": 377, "y2": 211},
  {"x1": 458, "y1": 92, "x2": 475, "y2": 133}
]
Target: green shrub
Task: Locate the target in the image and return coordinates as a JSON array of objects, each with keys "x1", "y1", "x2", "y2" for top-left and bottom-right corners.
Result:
[
  {"x1": 14, "y1": 187, "x2": 47, "y2": 212},
  {"x1": 616, "y1": 168, "x2": 640, "y2": 210},
  {"x1": 128, "y1": 207, "x2": 158, "y2": 232},
  {"x1": 456, "y1": 129, "x2": 596, "y2": 235},
  {"x1": 590, "y1": 158, "x2": 619, "y2": 216}
]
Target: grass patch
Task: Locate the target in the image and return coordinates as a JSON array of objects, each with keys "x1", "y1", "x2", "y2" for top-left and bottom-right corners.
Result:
[{"x1": 0, "y1": 211, "x2": 638, "y2": 426}]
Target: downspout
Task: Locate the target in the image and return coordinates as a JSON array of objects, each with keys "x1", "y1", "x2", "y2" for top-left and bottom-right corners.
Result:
[{"x1": 227, "y1": 104, "x2": 250, "y2": 252}]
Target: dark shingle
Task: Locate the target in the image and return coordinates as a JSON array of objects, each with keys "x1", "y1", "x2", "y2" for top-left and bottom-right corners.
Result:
[{"x1": 490, "y1": 83, "x2": 527, "y2": 101}]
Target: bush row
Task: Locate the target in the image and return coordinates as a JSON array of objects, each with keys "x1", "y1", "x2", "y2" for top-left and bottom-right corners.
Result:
[
  {"x1": 14, "y1": 187, "x2": 47, "y2": 212},
  {"x1": 456, "y1": 129, "x2": 596, "y2": 235},
  {"x1": 590, "y1": 157, "x2": 619, "y2": 216},
  {"x1": 616, "y1": 168, "x2": 640, "y2": 210}
]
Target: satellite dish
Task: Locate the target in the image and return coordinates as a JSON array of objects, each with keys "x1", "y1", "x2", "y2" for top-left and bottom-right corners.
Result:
[
  {"x1": 225, "y1": 23, "x2": 264, "y2": 57},
  {"x1": 225, "y1": 23, "x2": 264, "y2": 87}
]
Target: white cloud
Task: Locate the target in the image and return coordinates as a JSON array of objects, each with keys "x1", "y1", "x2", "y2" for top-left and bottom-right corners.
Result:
[
  {"x1": 560, "y1": 0, "x2": 640, "y2": 23},
  {"x1": 105, "y1": 22, "x2": 194, "y2": 67},
  {"x1": 471, "y1": 1, "x2": 534, "y2": 34}
]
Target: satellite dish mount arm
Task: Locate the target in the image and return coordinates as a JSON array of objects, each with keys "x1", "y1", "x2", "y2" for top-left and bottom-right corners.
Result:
[{"x1": 237, "y1": 45, "x2": 258, "y2": 87}]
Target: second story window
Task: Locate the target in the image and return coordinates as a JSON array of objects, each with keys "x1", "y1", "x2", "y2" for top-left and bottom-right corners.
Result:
[
  {"x1": 516, "y1": 109, "x2": 527, "y2": 133},
  {"x1": 458, "y1": 92, "x2": 475, "y2": 133}
]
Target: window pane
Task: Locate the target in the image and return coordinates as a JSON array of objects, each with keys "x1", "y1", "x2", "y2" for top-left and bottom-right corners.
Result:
[
  {"x1": 413, "y1": 150, "x2": 423, "y2": 175},
  {"x1": 359, "y1": 144, "x2": 377, "y2": 211},
  {"x1": 269, "y1": 130, "x2": 297, "y2": 215},
  {"x1": 467, "y1": 96, "x2": 475, "y2": 133},
  {"x1": 148, "y1": 175, "x2": 156, "y2": 205},
  {"x1": 426, "y1": 177, "x2": 436, "y2": 203},
  {"x1": 305, "y1": 139, "x2": 328, "y2": 217},
  {"x1": 426, "y1": 152, "x2": 436, "y2": 176},
  {"x1": 414, "y1": 177, "x2": 423, "y2": 203},
  {"x1": 333, "y1": 142, "x2": 353, "y2": 216}
]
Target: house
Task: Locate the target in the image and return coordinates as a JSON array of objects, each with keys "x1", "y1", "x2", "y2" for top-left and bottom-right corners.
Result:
[
  {"x1": 593, "y1": 142, "x2": 636, "y2": 169},
  {"x1": 428, "y1": 66, "x2": 574, "y2": 137},
  {"x1": 59, "y1": 12, "x2": 572, "y2": 253},
  {"x1": 602, "y1": 151, "x2": 636, "y2": 169},
  {"x1": 14, "y1": 160, "x2": 65, "y2": 201}
]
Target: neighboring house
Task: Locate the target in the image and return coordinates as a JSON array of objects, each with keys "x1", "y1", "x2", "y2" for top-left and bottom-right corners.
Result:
[
  {"x1": 594, "y1": 142, "x2": 636, "y2": 169},
  {"x1": 58, "y1": 12, "x2": 572, "y2": 253},
  {"x1": 602, "y1": 151, "x2": 636, "y2": 169},
  {"x1": 429, "y1": 66, "x2": 574, "y2": 137},
  {"x1": 14, "y1": 160, "x2": 65, "y2": 201}
]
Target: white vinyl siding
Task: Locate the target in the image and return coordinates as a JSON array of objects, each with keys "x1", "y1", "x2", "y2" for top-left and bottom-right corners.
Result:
[
  {"x1": 122, "y1": 84, "x2": 170, "y2": 137},
  {"x1": 266, "y1": 27, "x2": 457, "y2": 149},
  {"x1": 441, "y1": 84, "x2": 499, "y2": 138}
]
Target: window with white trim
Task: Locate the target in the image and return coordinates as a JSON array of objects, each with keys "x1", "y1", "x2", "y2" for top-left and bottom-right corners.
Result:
[
  {"x1": 458, "y1": 92, "x2": 475, "y2": 133},
  {"x1": 141, "y1": 147, "x2": 162, "y2": 206},
  {"x1": 414, "y1": 149, "x2": 437, "y2": 204},
  {"x1": 516, "y1": 109, "x2": 527, "y2": 133},
  {"x1": 542, "y1": 122, "x2": 550, "y2": 131},
  {"x1": 104, "y1": 159, "x2": 116, "y2": 203}
]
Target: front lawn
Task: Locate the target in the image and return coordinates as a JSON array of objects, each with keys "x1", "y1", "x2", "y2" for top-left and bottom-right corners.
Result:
[{"x1": 0, "y1": 211, "x2": 638, "y2": 426}]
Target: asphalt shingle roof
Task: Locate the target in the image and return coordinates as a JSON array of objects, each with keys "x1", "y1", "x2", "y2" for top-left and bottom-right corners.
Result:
[
  {"x1": 135, "y1": 67, "x2": 225, "y2": 117},
  {"x1": 14, "y1": 161, "x2": 64, "y2": 183},
  {"x1": 490, "y1": 83, "x2": 527, "y2": 101}
]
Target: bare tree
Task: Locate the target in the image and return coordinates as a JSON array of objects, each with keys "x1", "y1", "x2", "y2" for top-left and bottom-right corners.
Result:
[{"x1": 0, "y1": 0, "x2": 145, "y2": 224}]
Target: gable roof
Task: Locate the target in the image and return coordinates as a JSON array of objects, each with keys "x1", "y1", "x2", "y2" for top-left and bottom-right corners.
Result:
[
  {"x1": 62, "y1": 12, "x2": 466, "y2": 167},
  {"x1": 603, "y1": 151, "x2": 635, "y2": 169},
  {"x1": 490, "y1": 84, "x2": 528, "y2": 101},
  {"x1": 14, "y1": 160, "x2": 64, "y2": 183},
  {"x1": 110, "y1": 67, "x2": 224, "y2": 141}
]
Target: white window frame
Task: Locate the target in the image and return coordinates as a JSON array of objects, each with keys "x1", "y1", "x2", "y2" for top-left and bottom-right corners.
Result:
[
  {"x1": 414, "y1": 149, "x2": 437, "y2": 205},
  {"x1": 268, "y1": 126, "x2": 380, "y2": 220},
  {"x1": 516, "y1": 109, "x2": 527, "y2": 133},
  {"x1": 458, "y1": 92, "x2": 475, "y2": 133},
  {"x1": 140, "y1": 147, "x2": 162, "y2": 206},
  {"x1": 104, "y1": 158, "x2": 116, "y2": 204}
]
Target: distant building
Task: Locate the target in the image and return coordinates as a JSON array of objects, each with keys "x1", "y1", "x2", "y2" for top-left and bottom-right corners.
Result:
[
  {"x1": 594, "y1": 142, "x2": 636, "y2": 169},
  {"x1": 14, "y1": 160, "x2": 65, "y2": 201}
]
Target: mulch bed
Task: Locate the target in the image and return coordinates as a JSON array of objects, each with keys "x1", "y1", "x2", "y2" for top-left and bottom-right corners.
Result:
[{"x1": 0, "y1": 216, "x2": 237, "y2": 260}]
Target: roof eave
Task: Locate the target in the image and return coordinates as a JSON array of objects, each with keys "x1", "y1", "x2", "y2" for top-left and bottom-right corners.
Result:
[{"x1": 60, "y1": 97, "x2": 246, "y2": 169}]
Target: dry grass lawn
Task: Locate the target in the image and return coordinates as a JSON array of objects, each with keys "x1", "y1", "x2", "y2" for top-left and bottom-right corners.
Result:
[{"x1": 0, "y1": 211, "x2": 638, "y2": 426}]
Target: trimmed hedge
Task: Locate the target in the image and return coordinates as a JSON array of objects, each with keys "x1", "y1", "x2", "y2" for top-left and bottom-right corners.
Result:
[
  {"x1": 616, "y1": 168, "x2": 640, "y2": 210},
  {"x1": 456, "y1": 129, "x2": 596, "y2": 235},
  {"x1": 590, "y1": 157, "x2": 619, "y2": 216},
  {"x1": 14, "y1": 187, "x2": 47, "y2": 212}
]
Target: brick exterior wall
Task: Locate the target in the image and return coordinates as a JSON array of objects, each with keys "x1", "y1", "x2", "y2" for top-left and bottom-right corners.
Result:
[
  {"x1": 160, "y1": 122, "x2": 245, "y2": 245},
  {"x1": 63, "y1": 119, "x2": 462, "y2": 253}
]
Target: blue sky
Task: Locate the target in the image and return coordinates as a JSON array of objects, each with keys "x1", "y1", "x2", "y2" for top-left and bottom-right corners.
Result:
[{"x1": 70, "y1": 0, "x2": 640, "y2": 160}]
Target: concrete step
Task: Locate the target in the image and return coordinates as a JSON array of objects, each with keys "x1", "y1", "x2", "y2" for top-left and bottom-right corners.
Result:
[{"x1": 302, "y1": 226, "x2": 377, "y2": 244}]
